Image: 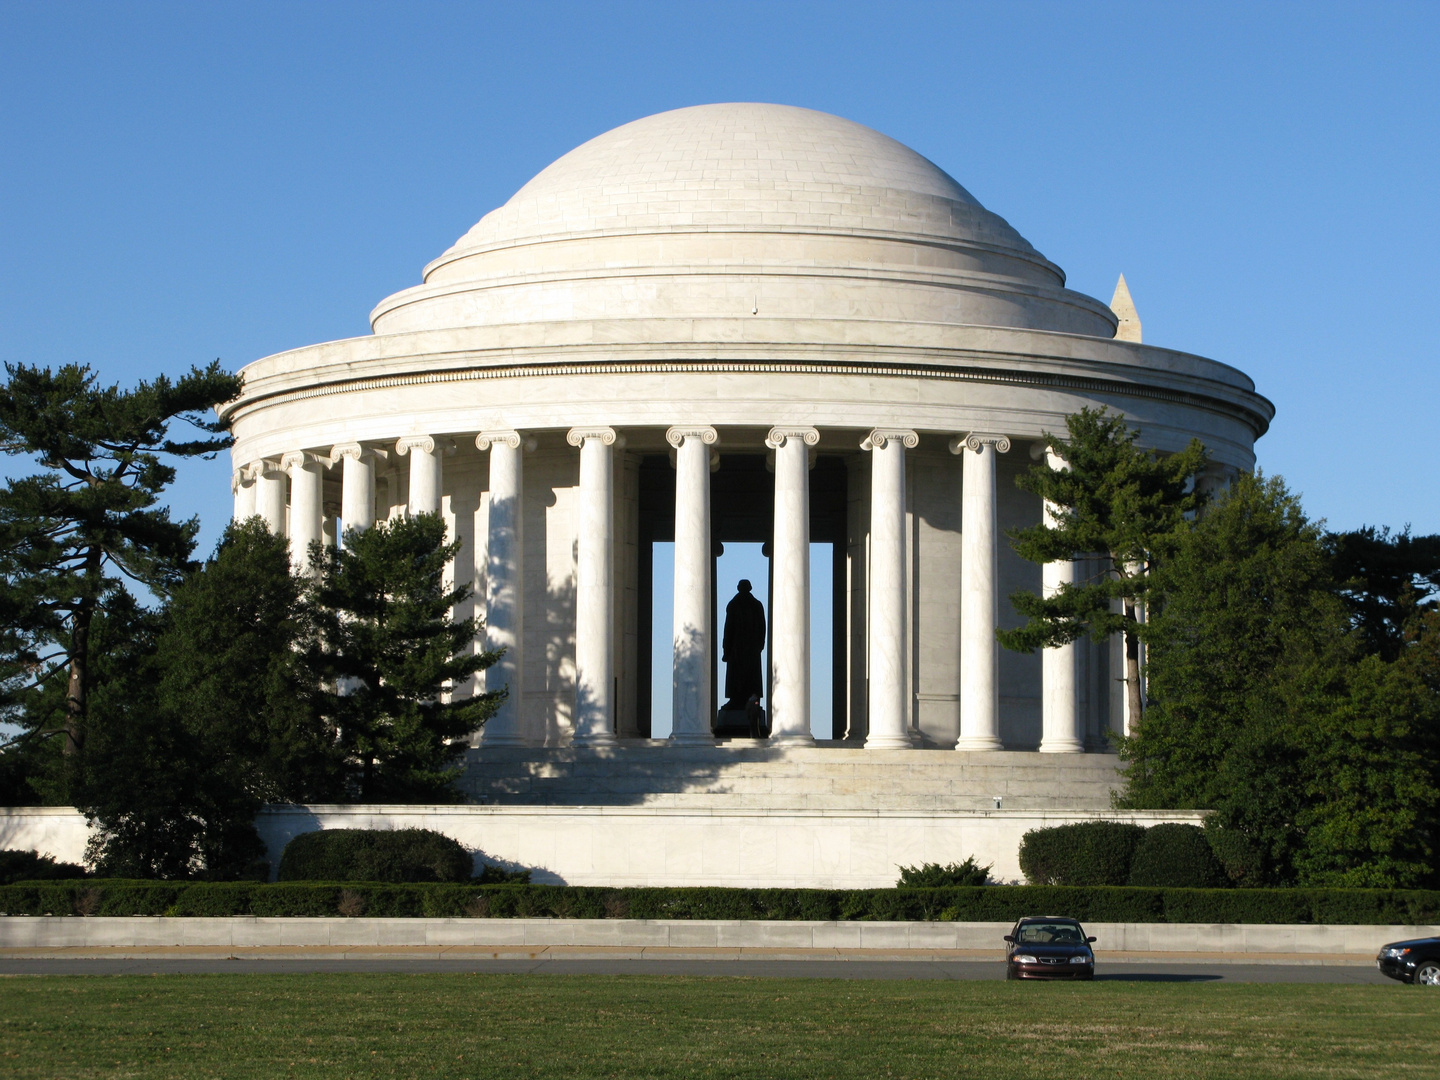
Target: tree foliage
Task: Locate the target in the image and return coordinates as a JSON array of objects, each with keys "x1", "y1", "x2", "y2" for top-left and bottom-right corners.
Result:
[
  {"x1": 0, "y1": 361, "x2": 241, "y2": 764},
  {"x1": 1121, "y1": 473, "x2": 1440, "y2": 888},
  {"x1": 1326, "y1": 526, "x2": 1440, "y2": 662},
  {"x1": 1000, "y1": 407, "x2": 1207, "y2": 724},
  {"x1": 306, "y1": 513, "x2": 502, "y2": 801}
]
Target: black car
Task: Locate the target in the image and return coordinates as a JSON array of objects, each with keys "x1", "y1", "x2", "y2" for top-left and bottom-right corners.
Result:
[
  {"x1": 1377, "y1": 937, "x2": 1440, "y2": 985},
  {"x1": 1004, "y1": 916, "x2": 1096, "y2": 980}
]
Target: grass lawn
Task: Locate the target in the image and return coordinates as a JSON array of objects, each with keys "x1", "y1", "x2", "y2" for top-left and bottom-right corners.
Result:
[{"x1": 0, "y1": 973, "x2": 1436, "y2": 1079}]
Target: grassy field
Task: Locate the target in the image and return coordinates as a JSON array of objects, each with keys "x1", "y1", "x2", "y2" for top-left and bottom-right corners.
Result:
[{"x1": 0, "y1": 974, "x2": 1436, "y2": 1079}]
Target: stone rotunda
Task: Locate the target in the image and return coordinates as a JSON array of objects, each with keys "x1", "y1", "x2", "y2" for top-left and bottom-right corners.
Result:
[{"x1": 228, "y1": 104, "x2": 1272, "y2": 885}]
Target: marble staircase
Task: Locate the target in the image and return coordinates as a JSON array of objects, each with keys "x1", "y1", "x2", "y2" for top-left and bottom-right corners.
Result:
[{"x1": 459, "y1": 744, "x2": 1122, "y2": 811}]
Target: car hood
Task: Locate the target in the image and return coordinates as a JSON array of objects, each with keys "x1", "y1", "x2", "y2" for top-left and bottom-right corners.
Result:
[
  {"x1": 1380, "y1": 937, "x2": 1440, "y2": 951},
  {"x1": 1012, "y1": 945, "x2": 1092, "y2": 957}
]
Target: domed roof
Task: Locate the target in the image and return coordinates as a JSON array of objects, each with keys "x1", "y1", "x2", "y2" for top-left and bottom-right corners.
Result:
[
  {"x1": 435, "y1": 103, "x2": 1039, "y2": 261},
  {"x1": 370, "y1": 103, "x2": 1117, "y2": 339}
]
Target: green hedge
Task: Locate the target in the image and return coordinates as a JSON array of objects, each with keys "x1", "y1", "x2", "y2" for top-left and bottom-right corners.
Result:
[
  {"x1": 2, "y1": 881, "x2": 1438, "y2": 924},
  {"x1": 1127, "y1": 824, "x2": 1229, "y2": 888},
  {"x1": 277, "y1": 829, "x2": 473, "y2": 884},
  {"x1": 1019, "y1": 821, "x2": 1147, "y2": 886}
]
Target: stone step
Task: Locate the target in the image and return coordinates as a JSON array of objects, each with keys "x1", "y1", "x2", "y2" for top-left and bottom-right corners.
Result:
[{"x1": 458, "y1": 745, "x2": 1121, "y2": 810}]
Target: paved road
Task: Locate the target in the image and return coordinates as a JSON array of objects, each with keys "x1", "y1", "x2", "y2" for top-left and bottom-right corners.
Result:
[{"x1": 0, "y1": 956, "x2": 1394, "y2": 983}]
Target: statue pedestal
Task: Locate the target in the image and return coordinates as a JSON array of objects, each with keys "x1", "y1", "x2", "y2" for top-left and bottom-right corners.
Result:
[{"x1": 714, "y1": 707, "x2": 766, "y2": 739}]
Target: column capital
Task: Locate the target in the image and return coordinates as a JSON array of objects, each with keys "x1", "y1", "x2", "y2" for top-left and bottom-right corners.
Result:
[
  {"x1": 232, "y1": 469, "x2": 250, "y2": 492},
  {"x1": 476, "y1": 429, "x2": 536, "y2": 452},
  {"x1": 566, "y1": 426, "x2": 617, "y2": 447},
  {"x1": 949, "y1": 432, "x2": 1012, "y2": 456},
  {"x1": 394, "y1": 435, "x2": 435, "y2": 456},
  {"x1": 245, "y1": 459, "x2": 284, "y2": 480},
  {"x1": 764, "y1": 426, "x2": 819, "y2": 449},
  {"x1": 861, "y1": 428, "x2": 918, "y2": 451},
  {"x1": 665, "y1": 425, "x2": 719, "y2": 448},
  {"x1": 281, "y1": 450, "x2": 327, "y2": 472},
  {"x1": 323, "y1": 501, "x2": 341, "y2": 518},
  {"x1": 329, "y1": 442, "x2": 373, "y2": 466}
]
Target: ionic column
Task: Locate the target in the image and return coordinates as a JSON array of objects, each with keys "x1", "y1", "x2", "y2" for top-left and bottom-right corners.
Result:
[
  {"x1": 396, "y1": 435, "x2": 443, "y2": 515},
  {"x1": 232, "y1": 469, "x2": 256, "y2": 521},
  {"x1": 331, "y1": 443, "x2": 376, "y2": 538},
  {"x1": 767, "y1": 426, "x2": 819, "y2": 745},
  {"x1": 568, "y1": 427, "x2": 617, "y2": 746},
  {"x1": 862, "y1": 428, "x2": 917, "y2": 749},
  {"x1": 252, "y1": 460, "x2": 287, "y2": 536},
  {"x1": 281, "y1": 452, "x2": 325, "y2": 573},
  {"x1": 476, "y1": 431, "x2": 530, "y2": 746},
  {"x1": 951, "y1": 432, "x2": 1011, "y2": 751},
  {"x1": 1037, "y1": 447, "x2": 1082, "y2": 753},
  {"x1": 667, "y1": 426, "x2": 718, "y2": 744}
]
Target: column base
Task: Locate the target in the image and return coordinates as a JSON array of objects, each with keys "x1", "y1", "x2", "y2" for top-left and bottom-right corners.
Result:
[
  {"x1": 1038, "y1": 739, "x2": 1085, "y2": 754},
  {"x1": 477, "y1": 733, "x2": 532, "y2": 748},
  {"x1": 570, "y1": 732, "x2": 618, "y2": 748},
  {"x1": 668, "y1": 732, "x2": 718, "y2": 746},
  {"x1": 769, "y1": 733, "x2": 816, "y2": 747},
  {"x1": 954, "y1": 735, "x2": 1005, "y2": 751},
  {"x1": 863, "y1": 735, "x2": 914, "y2": 750}
]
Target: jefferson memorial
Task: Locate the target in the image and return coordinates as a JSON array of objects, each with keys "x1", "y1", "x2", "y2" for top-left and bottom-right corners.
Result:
[{"x1": 223, "y1": 104, "x2": 1272, "y2": 885}]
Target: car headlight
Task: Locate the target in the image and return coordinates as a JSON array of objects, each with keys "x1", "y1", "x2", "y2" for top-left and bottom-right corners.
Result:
[
  {"x1": 1381, "y1": 947, "x2": 1411, "y2": 959},
  {"x1": 1069, "y1": 954, "x2": 1091, "y2": 964},
  {"x1": 1012, "y1": 954, "x2": 1039, "y2": 964}
]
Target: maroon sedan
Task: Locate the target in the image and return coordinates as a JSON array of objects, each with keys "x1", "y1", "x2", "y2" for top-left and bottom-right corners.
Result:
[{"x1": 1004, "y1": 917, "x2": 1096, "y2": 980}]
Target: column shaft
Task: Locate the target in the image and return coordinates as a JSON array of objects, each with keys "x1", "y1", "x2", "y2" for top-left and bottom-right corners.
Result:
[
  {"x1": 399, "y1": 436, "x2": 443, "y2": 515},
  {"x1": 863, "y1": 429, "x2": 916, "y2": 749},
  {"x1": 233, "y1": 471, "x2": 256, "y2": 521},
  {"x1": 569, "y1": 428, "x2": 617, "y2": 745},
  {"x1": 254, "y1": 463, "x2": 286, "y2": 536},
  {"x1": 767, "y1": 427, "x2": 818, "y2": 744},
  {"x1": 954, "y1": 433, "x2": 1010, "y2": 750},
  {"x1": 1039, "y1": 449, "x2": 1082, "y2": 752},
  {"x1": 478, "y1": 432, "x2": 527, "y2": 745},
  {"x1": 668, "y1": 427, "x2": 717, "y2": 743},
  {"x1": 283, "y1": 453, "x2": 325, "y2": 573},
  {"x1": 334, "y1": 445, "x2": 375, "y2": 538}
]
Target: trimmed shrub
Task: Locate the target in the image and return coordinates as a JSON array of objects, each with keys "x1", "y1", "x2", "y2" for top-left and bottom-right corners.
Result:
[
  {"x1": 897, "y1": 858, "x2": 991, "y2": 888},
  {"x1": 1127, "y1": 824, "x2": 1229, "y2": 888},
  {"x1": 1, "y1": 880, "x2": 1439, "y2": 923},
  {"x1": 277, "y1": 828, "x2": 472, "y2": 883},
  {"x1": 0, "y1": 849, "x2": 87, "y2": 886},
  {"x1": 1019, "y1": 822, "x2": 1146, "y2": 886}
]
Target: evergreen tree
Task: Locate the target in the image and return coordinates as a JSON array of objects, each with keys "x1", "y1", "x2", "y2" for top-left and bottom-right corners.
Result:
[
  {"x1": 74, "y1": 521, "x2": 335, "y2": 878},
  {"x1": 1122, "y1": 473, "x2": 1440, "y2": 888},
  {"x1": 1000, "y1": 407, "x2": 1207, "y2": 725},
  {"x1": 306, "y1": 513, "x2": 502, "y2": 801},
  {"x1": 153, "y1": 518, "x2": 340, "y2": 804},
  {"x1": 1326, "y1": 525, "x2": 1440, "y2": 662},
  {"x1": 0, "y1": 361, "x2": 241, "y2": 769}
]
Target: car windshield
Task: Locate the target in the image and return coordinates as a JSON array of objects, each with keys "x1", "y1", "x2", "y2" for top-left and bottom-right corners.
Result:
[{"x1": 1015, "y1": 922, "x2": 1085, "y2": 945}]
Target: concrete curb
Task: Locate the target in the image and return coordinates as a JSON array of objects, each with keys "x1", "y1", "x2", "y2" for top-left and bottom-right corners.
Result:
[
  {"x1": 2, "y1": 916, "x2": 1430, "y2": 959},
  {"x1": 0, "y1": 944, "x2": 1377, "y2": 966}
]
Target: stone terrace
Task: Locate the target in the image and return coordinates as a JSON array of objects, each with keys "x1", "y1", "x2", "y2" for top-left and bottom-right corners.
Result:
[{"x1": 459, "y1": 745, "x2": 1121, "y2": 812}]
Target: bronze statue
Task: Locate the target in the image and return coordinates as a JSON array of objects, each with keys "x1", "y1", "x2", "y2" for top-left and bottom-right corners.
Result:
[{"x1": 721, "y1": 579, "x2": 766, "y2": 713}]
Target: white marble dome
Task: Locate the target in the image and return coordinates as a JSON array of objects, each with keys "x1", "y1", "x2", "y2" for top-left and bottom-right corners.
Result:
[
  {"x1": 225, "y1": 102, "x2": 1272, "y2": 758},
  {"x1": 370, "y1": 103, "x2": 1116, "y2": 338}
]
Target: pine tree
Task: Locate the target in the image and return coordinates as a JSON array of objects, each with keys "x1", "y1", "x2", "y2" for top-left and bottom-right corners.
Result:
[
  {"x1": 306, "y1": 513, "x2": 502, "y2": 801},
  {"x1": 1000, "y1": 407, "x2": 1207, "y2": 725},
  {"x1": 0, "y1": 361, "x2": 241, "y2": 767}
]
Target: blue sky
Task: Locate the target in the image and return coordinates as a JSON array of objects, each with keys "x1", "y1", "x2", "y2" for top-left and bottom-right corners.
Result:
[{"x1": 2, "y1": 4, "x2": 1436, "y2": 614}]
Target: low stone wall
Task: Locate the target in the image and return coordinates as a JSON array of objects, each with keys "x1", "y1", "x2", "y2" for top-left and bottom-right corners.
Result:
[
  {"x1": 0, "y1": 804, "x2": 1208, "y2": 887},
  {"x1": 0, "y1": 917, "x2": 1429, "y2": 958},
  {"x1": 255, "y1": 804, "x2": 1203, "y2": 886}
]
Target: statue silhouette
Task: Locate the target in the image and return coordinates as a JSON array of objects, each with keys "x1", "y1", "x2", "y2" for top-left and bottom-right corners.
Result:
[{"x1": 721, "y1": 579, "x2": 766, "y2": 713}]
